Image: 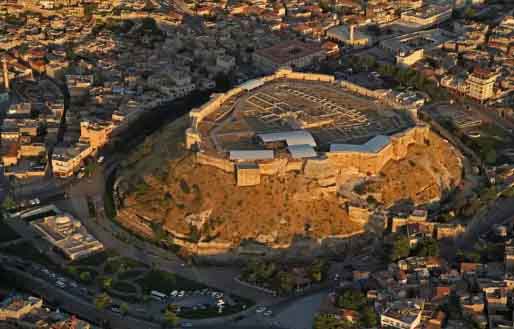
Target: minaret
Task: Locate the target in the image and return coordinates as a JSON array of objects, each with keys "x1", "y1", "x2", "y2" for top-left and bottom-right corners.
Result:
[{"x1": 1, "y1": 57, "x2": 9, "y2": 90}]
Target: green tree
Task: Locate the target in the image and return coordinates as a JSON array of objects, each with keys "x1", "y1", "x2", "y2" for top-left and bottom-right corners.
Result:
[
  {"x1": 2, "y1": 196, "x2": 16, "y2": 210},
  {"x1": 102, "y1": 277, "x2": 113, "y2": 290},
  {"x1": 313, "y1": 313, "x2": 352, "y2": 329},
  {"x1": 120, "y1": 302, "x2": 129, "y2": 316},
  {"x1": 336, "y1": 289, "x2": 366, "y2": 310},
  {"x1": 414, "y1": 238, "x2": 439, "y2": 257},
  {"x1": 275, "y1": 271, "x2": 295, "y2": 295},
  {"x1": 94, "y1": 293, "x2": 112, "y2": 310},
  {"x1": 309, "y1": 259, "x2": 326, "y2": 283},
  {"x1": 485, "y1": 149, "x2": 497, "y2": 165},
  {"x1": 390, "y1": 235, "x2": 411, "y2": 261},
  {"x1": 163, "y1": 307, "x2": 179, "y2": 327},
  {"x1": 79, "y1": 271, "x2": 92, "y2": 283},
  {"x1": 67, "y1": 266, "x2": 78, "y2": 276},
  {"x1": 359, "y1": 305, "x2": 377, "y2": 328}
]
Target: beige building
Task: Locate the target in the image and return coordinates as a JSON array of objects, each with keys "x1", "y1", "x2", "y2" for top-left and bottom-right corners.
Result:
[
  {"x1": 0, "y1": 295, "x2": 42, "y2": 321},
  {"x1": 80, "y1": 120, "x2": 113, "y2": 149},
  {"x1": 380, "y1": 300, "x2": 423, "y2": 329},
  {"x1": 31, "y1": 214, "x2": 104, "y2": 260},
  {"x1": 466, "y1": 67, "x2": 499, "y2": 102},
  {"x1": 400, "y1": 4, "x2": 453, "y2": 29},
  {"x1": 51, "y1": 141, "x2": 93, "y2": 177}
]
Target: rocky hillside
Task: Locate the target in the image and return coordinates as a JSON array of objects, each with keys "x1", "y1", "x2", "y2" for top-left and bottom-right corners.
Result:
[{"x1": 115, "y1": 116, "x2": 462, "y2": 248}]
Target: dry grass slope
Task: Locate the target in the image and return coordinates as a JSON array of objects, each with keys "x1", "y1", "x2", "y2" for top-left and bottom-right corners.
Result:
[{"x1": 117, "y1": 118, "x2": 461, "y2": 247}]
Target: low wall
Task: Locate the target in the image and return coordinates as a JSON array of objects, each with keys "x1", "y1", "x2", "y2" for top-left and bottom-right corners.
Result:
[
  {"x1": 340, "y1": 80, "x2": 389, "y2": 99},
  {"x1": 196, "y1": 152, "x2": 234, "y2": 173}
]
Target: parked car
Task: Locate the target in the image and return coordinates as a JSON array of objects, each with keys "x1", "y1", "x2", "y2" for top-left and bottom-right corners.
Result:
[{"x1": 256, "y1": 306, "x2": 266, "y2": 313}]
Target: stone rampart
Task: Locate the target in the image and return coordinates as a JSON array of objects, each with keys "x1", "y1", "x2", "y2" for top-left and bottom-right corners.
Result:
[
  {"x1": 196, "y1": 152, "x2": 234, "y2": 173},
  {"x1": 340, "y1": 80, "x2": 389, "y2": 99},
  {"x1": 326, "y1": 126, "x2": 430, "y2": 176}
]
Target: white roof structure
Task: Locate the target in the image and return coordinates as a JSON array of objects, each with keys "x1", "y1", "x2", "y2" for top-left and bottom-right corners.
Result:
[
  {"x1": 258, "y1": 131, "x2": 317, "y2": 147},
  {"x1": 229, "y1": 150, "x2": 274, "y2": 161},
  {"x1": 330, "y1": 135, "x2": 391, "y2": 154},
  {"x1": 288, "y1": 144, "x2": 317, "y2": 159},
  {"x1": 239, "y1": 78, "x2": 265, "y2": 91}
]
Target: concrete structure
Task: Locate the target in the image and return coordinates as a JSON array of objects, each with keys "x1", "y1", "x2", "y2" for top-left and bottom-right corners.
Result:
[{"x1": 31, "y1": 214, "x2": 104, "y2": 260}]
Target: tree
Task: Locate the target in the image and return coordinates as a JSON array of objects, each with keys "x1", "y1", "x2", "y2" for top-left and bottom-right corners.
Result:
[
  {"x1": 389, "y1": 235, "x2": 410, "y2": 261},
  {"x1": 80, "y1": 271, "x2": 92, "y2": 283},
  {"x1": 313, "y1": 314, "x2": 351, "y2": 329},
  {"x1": 414, "y1": 238, "x2": 439, "y2": 257},
  {"x1": 485, "y1": 149, "x2": 496, "y2": 165},
  {"x1": 94, "y1": 293, "x2": 112, "y2": 310},
  {"x1": 275, "y1": 271, "x2": 295, "y2": 295},
  {"x1": 120, "y1": 302, "x2": 129, "y2": 316},
  {"x1": 309, "y1": 259, "x2": 327, "y2": 283},
  {"x1": 2, "y1": 196, "x2": 16, "y2": 210},
  {"x1": 163, "y1": 307, "x2": 179, "y2": 327},
  {"x1": 359, "y1": 305, "x2": 377, "y2": 328},
  {"x1": 336, "y1": 289, "x2": 366, "y2": 310},
  {"x1": 101, "y1": 277, "x2": 113, "y2": 290},
  {"x1": 67, "y1": 266, "x2": 78, "y2": 276}
]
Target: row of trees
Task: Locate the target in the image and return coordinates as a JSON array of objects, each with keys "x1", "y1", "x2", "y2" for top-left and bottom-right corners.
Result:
[
  {"x1": 344, "y1": 55, "x2": 450, "y2": 102},
  {"x1": 388, "y1": 234, "x2": 440, "y2": 262},
  {"x1": 241, "y1": 259, "x2": 328, "y2": 295},
  {"x1": 313, "y1": 289, "x2": 377, "y2": 329}
]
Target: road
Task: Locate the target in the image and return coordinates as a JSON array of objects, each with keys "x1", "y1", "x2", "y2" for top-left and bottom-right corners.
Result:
[{"x1": 2, "y1": 258, "x2": 280, "y2": 329}]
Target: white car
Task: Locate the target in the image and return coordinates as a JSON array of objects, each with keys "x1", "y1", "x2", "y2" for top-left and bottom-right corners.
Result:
[
  {"x1": 264, "y1": 310, "x2": 273, "y2": 317},
  {"x1": 256, "y1": 306, "x2": 266, "y2": 313},
  {"x1": 97, "y1": 156, "x2": 105, "y2": 164},
  {"x1": 29, "y1": 198, "x2": 40, "y2": 206},
  {"x1": 170, "y1": 290, "x2": 178, "y2": 297},
  {"x1": 177, "y1": 291, "x2": 185, "y2": 297}
]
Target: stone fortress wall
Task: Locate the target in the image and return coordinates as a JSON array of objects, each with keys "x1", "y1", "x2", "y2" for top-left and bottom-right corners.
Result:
[{"x1": 185, "y1": 69, "x2": 431, "y2": 186}]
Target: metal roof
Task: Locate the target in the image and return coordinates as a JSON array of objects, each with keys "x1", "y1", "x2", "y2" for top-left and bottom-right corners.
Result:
[
  {"x1": 258, "y1": 131, "x2": 317, "y2": 147},
  {"x1": 229, "y1": 149, "x2": 274, "y2": 161},
  {"x1": 330, "y1": 135, "x2": 391, "y2": 154},
  {"x1": 288, "y1": 144, "x2": 317, "y2": 159}
]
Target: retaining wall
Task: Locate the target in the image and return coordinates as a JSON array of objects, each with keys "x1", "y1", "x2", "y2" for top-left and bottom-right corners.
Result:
[{"x1": 196, "y1": 152, "x2": 234, "y2": 173}]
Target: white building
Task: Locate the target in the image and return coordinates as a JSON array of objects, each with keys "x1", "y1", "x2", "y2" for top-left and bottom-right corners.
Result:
[
  {"x1": 380, "y1": 300, "x2": 424, "y2": 329},
  {"x1": 31, "y1": 214, "x2": 104, "y2": 260}
]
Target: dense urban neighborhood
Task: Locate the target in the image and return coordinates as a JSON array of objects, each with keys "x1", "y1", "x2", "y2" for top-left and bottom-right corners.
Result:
[{"x1": 0, "y1": 0, "x2": 514, "y2": 329}]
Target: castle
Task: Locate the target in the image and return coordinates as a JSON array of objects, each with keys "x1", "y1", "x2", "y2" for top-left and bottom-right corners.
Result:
[{"x1": 185, "y1": 69, "x2": 432, "y2": 188}]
